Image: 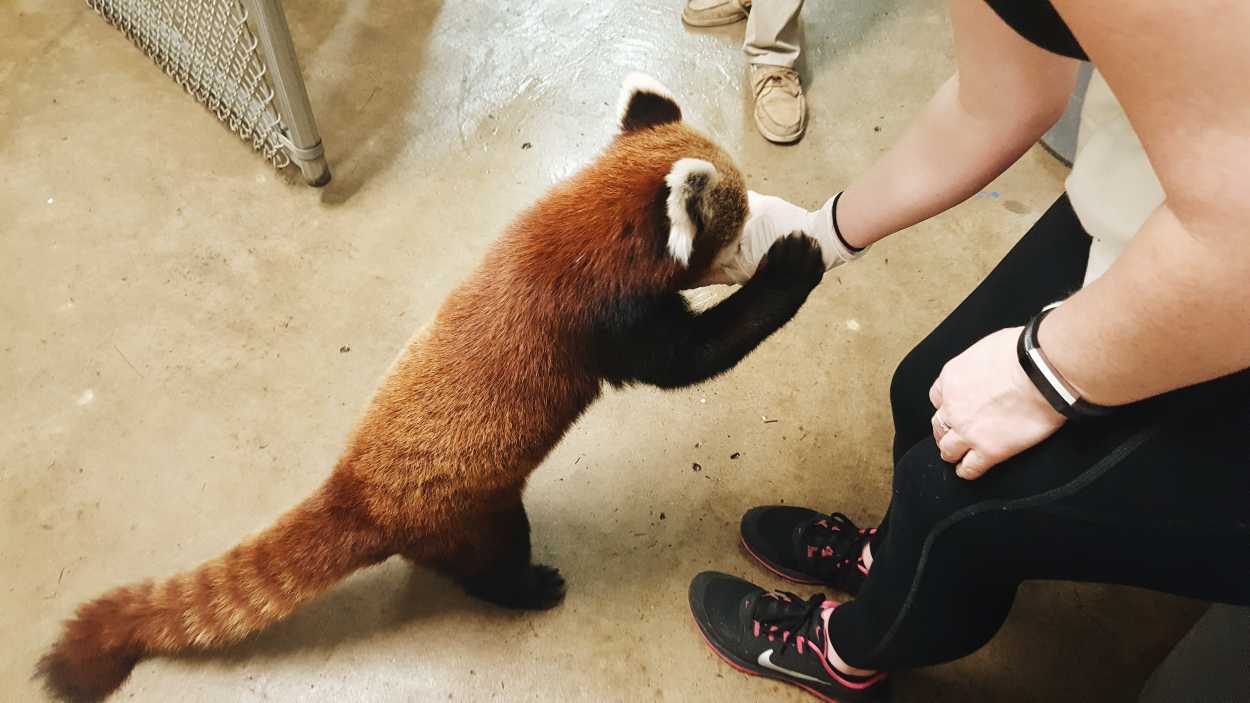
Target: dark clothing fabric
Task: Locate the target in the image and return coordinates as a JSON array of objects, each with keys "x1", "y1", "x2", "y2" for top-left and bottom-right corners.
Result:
[
  {"x1": 984, "y1": 0, "x2": 1088, "y2": 60},
  {"x1": 827, "y1": 196, "x2": 1250, "y2": 670}
]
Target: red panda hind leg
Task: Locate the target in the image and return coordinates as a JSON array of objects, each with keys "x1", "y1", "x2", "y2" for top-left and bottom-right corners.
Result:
[{"x1": 409, "y1": 497, "x2": 565, "y2": 610}]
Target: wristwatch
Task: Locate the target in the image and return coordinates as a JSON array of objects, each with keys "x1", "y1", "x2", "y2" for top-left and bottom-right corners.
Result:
[{"x1": 1017, "y1": 303, "x2": 1114, "y2": 420}]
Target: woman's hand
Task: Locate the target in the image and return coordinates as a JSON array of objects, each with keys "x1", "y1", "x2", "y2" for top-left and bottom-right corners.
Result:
[
  {"x1": 694, "y1": 191, "x2": 864, "y2": 287},
  {"x1": 929, "y1": 327, "x2": 1066, "y2": 479}
]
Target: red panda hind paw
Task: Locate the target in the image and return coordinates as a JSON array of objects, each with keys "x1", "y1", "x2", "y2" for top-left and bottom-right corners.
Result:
[
  {"x1": 465, "y1": 563, "x2": 567, "y2": 611},
  {"x1": 521, "y1": 564, "x2": 567, "y2": 610}
]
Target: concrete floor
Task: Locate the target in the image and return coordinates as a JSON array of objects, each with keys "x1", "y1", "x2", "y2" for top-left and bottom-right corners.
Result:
[{"x1": 2, "y1": 1, "x2": 1203, "y2": 701}]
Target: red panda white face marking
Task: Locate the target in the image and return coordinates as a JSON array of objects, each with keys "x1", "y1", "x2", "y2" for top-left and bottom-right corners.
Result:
[{"x1": 664, "y1": 157, "x2": 720, "y2": 266}]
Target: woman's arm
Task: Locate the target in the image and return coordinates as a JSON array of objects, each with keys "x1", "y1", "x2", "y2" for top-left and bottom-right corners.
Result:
[
  {"x1": 836, "y1": 0, "x2": 1079, "y2": 248},
  {"x1": 1043, "y1": 205, "x2": 1250, "y2": 405},
  {"x1": 1036, "y1": 0, "x2": 1250, "y2": 404},
  {"x1": 700, "y1": 0, "x2": 1078, "y2": 286},
  {"x1": 933, "y1": 0, "x2": 1250, "y2": 479}
]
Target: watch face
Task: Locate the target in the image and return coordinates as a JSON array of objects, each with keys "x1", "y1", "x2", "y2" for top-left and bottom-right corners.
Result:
[
  {"x1": 1027, "y1": 346, "x2": 1078, "y2": 406},
  {"x1": 1020, "y1": 310, "x2": 1078, "y2": 418}
]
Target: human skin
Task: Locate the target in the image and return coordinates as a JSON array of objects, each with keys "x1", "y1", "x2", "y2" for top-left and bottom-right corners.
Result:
[{"x1": 794, "y1": 0, "x2": 1250, "y2": 479}]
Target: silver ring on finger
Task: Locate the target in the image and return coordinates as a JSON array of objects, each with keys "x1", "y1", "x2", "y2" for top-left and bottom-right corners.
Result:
[{"x1": 934, "y1": 413, "x2": 952, "y2": 434}]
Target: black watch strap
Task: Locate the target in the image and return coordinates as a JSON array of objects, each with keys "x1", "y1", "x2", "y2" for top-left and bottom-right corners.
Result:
[{"x1": 1017, "y1": 306, "x2": 1114, "y2": 420}]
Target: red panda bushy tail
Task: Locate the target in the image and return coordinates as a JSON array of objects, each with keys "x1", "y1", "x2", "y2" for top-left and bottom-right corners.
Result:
[{"x1": 37, "y1": 479, "x2": 388, "y2": 702}]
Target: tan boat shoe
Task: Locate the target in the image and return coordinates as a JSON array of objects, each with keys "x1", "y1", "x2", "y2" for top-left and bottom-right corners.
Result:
[
  {"x1": 750, "y1": 65, "x2": 806, "y2": 144},
  {"x1": 682, "y1": 0, "x2": 751, "y2": 28}
]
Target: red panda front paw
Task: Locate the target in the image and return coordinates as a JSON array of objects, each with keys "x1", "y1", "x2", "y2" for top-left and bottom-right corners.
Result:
[{"x1": 754, "y1": 232, "x2": 825, "y2": 293}]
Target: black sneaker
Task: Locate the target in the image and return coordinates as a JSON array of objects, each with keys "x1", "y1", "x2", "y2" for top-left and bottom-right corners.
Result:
[
  {"x1": 740, "y1": 507, "x2": 874, "y2": 594},
  {"x1": 689, "y1": 571, "x2": 888, "y2": 702}
]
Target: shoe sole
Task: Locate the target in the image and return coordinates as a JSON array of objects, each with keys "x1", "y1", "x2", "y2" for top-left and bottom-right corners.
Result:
[
  {"x1": 754, "y1": 118, "x2": 806, "y2": 144},
  {"x1": 689, "y1": 600, "x2": 844, "y2": 703},
  {"x1": 681, "y1": 10, "x2": 747, "y2": 27},
  {"x1": 740, "y1": 534, "x2": 826, "y2": 585}
]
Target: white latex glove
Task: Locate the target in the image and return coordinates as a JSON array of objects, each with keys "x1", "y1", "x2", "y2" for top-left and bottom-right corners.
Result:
[{"x1": 699, "y1": 191, "x2": 867, "y2": 286}]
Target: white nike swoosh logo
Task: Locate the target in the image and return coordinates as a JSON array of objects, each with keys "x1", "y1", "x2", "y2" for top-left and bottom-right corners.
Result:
[{"x1": 757, "y1": 649, "x2": 824, "y2": 684}]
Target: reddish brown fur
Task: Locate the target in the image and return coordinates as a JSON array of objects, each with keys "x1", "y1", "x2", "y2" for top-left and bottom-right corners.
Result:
[{"x1": 39, "y1": 112, "x2": 747, "y2": 701}]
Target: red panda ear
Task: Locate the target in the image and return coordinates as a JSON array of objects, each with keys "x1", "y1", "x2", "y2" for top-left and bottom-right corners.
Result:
[
  {"x1": 664, "y1": 158, "x2": 720, "y2": 266},
  {"x1": 617, "y1": 73, "x2": 682, "y2": 132}
]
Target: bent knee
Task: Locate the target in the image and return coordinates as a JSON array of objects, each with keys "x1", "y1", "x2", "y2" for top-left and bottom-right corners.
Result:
[
  {"x1": 891, "y1": 440, "x2": 979, "y2": 529},
  {"x1": 889, "y1": 347, "x2": 930, "y2": 418},
  {"x1": 889, "y1": 337, "x2": 950, "y2": 430}
]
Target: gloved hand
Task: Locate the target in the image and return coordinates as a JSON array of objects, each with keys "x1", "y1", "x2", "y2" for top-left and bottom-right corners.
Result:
[{"x1": 697, "y1": 191, "x2": 867, "y2": 286}]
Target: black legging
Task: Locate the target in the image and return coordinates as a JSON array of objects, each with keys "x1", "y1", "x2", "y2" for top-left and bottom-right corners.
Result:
[{"x1": 827, "y1": 195, "x2": 1250, "y2": 670}]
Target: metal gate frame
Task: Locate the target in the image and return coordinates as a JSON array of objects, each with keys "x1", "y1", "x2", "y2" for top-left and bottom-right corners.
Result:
[
  {"x1": 87, "y1": 0, "x2": 331, "y2": 186},
  {"x1": 246, "y1": 0, "x2": 330, "y2": 186}
]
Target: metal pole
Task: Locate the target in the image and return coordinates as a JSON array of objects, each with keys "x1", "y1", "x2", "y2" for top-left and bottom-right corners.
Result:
[{"x1": 246, "y1": 0, "x2": 331, "y2": 186}]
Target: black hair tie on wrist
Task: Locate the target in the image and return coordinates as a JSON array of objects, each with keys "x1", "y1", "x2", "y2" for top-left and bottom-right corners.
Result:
[{"x1": 830, "y1": 192, "x2": 864, "y2": 254}]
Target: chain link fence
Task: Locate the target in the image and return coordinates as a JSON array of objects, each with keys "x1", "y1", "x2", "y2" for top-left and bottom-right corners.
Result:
[{"x1": 86, "y1": 0, "x2": 330, "y2": 185}]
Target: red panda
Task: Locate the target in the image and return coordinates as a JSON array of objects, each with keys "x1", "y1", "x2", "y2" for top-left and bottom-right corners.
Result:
[{"x1": 37, "y1": 73, "x2": 825, "y2": 702}]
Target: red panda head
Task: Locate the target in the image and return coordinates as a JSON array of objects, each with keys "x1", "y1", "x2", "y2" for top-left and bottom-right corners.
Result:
[
  {"x1": 608, "y1": 73, "x2": 749, "y2": 289},
  {"x1": 514, "y1": 74, "x2": 748, "y2": 297}
]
